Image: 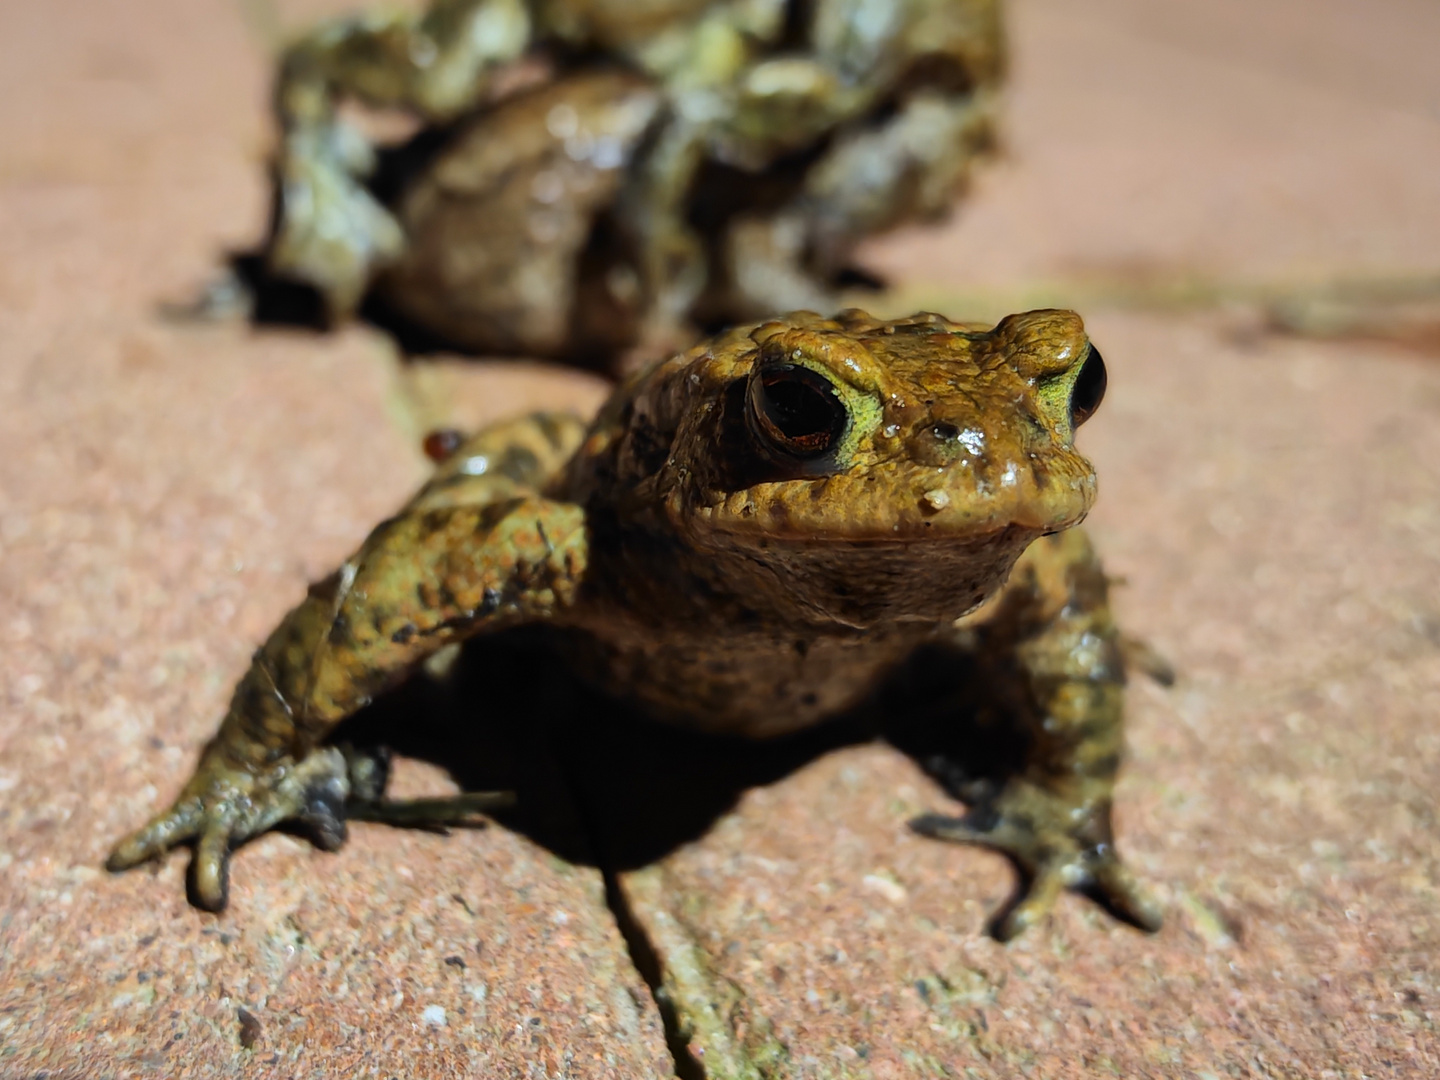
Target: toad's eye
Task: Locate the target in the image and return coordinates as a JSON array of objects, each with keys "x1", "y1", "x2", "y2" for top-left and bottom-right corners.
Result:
[
  {"x1": 1070, "y1": 345, "x2": 1107, "y2": 427},
  {"x1": 747, "y1": 362, "x2": 849, "y2": 462}
]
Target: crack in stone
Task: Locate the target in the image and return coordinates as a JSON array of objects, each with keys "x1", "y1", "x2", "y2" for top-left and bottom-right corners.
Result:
[
  {"x1": 559, "y1": 757, "x2": 781, "y2": 1079},
  {"x1": 549, "y1": 734, "x2": 709, "y2": 1079},
  {"x1": 604, "y1": 869, "x2": 709, "y2": 1080},
  {"x1": 617, "y1": 868, "x2": 792, "y2": 1080}
]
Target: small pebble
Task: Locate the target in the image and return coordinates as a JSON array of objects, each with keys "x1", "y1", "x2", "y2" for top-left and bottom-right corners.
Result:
[{"x1": 237, "y1": 1007, "x2": 262, "y2": 1049}]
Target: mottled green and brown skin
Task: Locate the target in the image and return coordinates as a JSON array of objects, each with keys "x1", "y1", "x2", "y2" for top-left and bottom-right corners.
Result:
[{"x1": 109, "y1": 309, "x2": 1161, "y2": 940}]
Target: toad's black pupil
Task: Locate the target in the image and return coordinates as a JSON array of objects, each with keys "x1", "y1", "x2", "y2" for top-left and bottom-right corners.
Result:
[
  {"x1": 756, "y1": 365, "x2": 846, "y2": 456},
  {"x1": 1070, "y1": 345, "x2": 1107, "y2": 427}
]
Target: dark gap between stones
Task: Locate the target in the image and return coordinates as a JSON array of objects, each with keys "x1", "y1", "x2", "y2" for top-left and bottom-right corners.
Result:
[{"x1": 602, "y1": 870, "x2": 707, "y2": 1080}]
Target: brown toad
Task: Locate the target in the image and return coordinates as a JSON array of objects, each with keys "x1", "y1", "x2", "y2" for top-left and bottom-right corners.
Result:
[
  {"x1": 108, "y1": 309, "x2": 1162, "y2": 940},
  {"x1": 217, "y1": 0, "x2": 1001, "y2": 365}
]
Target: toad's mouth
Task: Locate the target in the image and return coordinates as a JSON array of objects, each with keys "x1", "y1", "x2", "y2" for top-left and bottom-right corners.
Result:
[
  {"x1": 678, "y1": 441, "x2": 1098, "y2": 544},
  {"x1": 705, "y1": 524, "x2": 1037, "y2": 547},
  {"x1": 685, "y1": 481, "x2": 1095, "y2": 544}
]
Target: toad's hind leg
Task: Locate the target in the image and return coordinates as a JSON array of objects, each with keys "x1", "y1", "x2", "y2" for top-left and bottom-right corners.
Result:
[
  {"x1": 107, "y1": 413, "x2": 589, "y2": 910},
  {"x1": 902, "y1": 529, "x2": 1164, "y2": 941},
  {"x1": 267, "y1": 0, "x2": 531, "y2": 316}
]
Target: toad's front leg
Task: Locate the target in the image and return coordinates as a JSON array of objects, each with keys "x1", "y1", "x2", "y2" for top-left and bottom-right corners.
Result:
[
  {"x1": 106, "y1": 589, "x2": 361, "y2": 909},
  {"x1": 108, "y1": 422, "x2": 588, "y2": 908},
  {"x1": 907, "y1": 529, "x2": 1164, "y2": 941}
]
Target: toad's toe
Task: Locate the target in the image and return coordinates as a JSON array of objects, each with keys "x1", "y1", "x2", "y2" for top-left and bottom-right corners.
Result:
[
  {"x1": 105, "y1": 798, "x2": 206, "y2": 872},
  {"x1": 191, "y1": 818, "x2": 237, "y2": 911},
  {"x1": 1089, "y1": 853, "x2": 1164, "y2": 933},
  {"x1": 911, "y1": 804, "x2": 1162, "y2": 939},
  {"x1": 993, "y1": 863, "x2": 1071, "y2": 942}
]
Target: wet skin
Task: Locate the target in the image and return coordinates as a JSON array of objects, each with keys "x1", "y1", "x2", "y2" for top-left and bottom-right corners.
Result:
[
  {"x1": 254, "y1": 0, "x2": 1002, "y2": 364},
  {"x1": 108, "y1": 309, "x2": 1162, "y2": 941}
]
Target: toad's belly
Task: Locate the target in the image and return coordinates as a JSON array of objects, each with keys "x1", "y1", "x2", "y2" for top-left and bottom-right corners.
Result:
[{"x1": 560, "y1": 625, "x2": 930, "y2": 738}]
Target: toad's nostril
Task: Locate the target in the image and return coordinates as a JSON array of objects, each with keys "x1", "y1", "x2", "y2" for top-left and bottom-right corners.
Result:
[{"x1": 931, "y1": 422, "x2": 961, "y2": 442}]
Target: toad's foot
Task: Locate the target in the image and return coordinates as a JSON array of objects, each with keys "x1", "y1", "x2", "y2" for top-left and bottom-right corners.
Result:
[
  {"x1": 157, "y1": 266, "x2": 256, "y2": 324},
  {"x1": 108, "y1": 748, "x2": 512, "y2": 910},
  {"x1": 269, "y1": 127, "x2": 405, "y2": 317},
  {"x1": 107, "y1": 745, "x2": 515, "y2": 910},
  {"x1": 106, "y1": 747, "x2": 354, "y2": 911},
  {"x1": 912, "y1": 782, "x2": 1163, "y2": 942}
]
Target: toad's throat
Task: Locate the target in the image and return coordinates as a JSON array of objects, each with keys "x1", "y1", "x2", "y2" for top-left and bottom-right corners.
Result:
[
  {"x1": 582, "y1": 524, "x2": 1035, "y2": 633},
  {"x1": 563, "y1": 531, "x2": 1034, "y2": 736},
  {"x1": 560, "y1": 621, "x2": 933, "y2": 738}
]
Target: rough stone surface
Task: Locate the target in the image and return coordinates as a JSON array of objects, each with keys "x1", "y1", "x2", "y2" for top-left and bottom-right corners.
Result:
[
  {"x1": 0, "y1": 3, "x2": 655, "y2": 1077},
  {"x1": 861, "y1": 0, "x2": 1440, "y2": 292},
  {"x1": 2, "y1": 1, "x2": 1438, "y2": 1078}
]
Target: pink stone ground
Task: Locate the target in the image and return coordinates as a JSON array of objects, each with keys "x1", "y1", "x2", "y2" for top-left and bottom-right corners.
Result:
[{"x1": 1, "y1": 1, "x2": 1437, "y2": 1078}]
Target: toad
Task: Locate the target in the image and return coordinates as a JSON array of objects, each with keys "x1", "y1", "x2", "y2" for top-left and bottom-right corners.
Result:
[
  {"x1": 218, "y1": 0, "x2": 1002, "y2": 366},
  {"x1": 108, "y1": 309, "x2": 1162, "y2": 941}
]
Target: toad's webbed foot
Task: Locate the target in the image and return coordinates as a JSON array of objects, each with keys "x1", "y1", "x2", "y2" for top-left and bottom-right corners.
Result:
[
  {"x1": 106, "y1": 747, "x2": 354, "y2": 911},
  {"x1": 912, "y1": 781, "x2": 1162, "y2": 942},
  {"x1": 106, "y1": 742, "x2": 514, "y2": 908},
  {"x1": 157, "y1": 266, "x2": 256, "y2": 325},
  {"x1": 269, "y1": 127, "x2": 405, "y2": 317}
]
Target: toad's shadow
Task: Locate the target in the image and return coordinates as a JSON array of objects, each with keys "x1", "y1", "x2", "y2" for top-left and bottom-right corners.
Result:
[{"x1": 330, "y1": 628, "x2": 1025, "y2": 872}]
